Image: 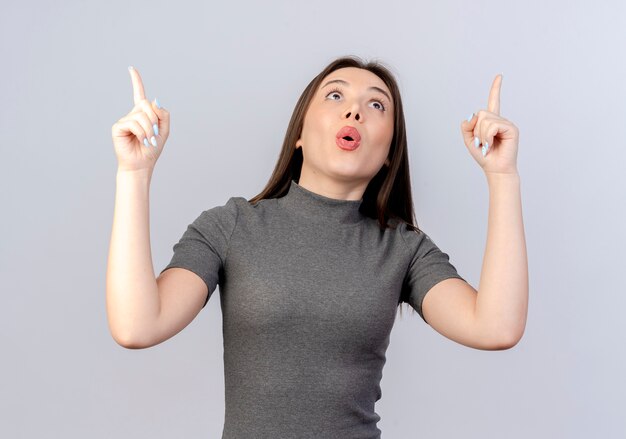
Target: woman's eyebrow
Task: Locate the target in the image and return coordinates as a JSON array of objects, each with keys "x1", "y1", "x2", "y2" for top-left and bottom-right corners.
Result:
[{"x1": 321, "y1": 79, "x2": 392, "y2": 103}]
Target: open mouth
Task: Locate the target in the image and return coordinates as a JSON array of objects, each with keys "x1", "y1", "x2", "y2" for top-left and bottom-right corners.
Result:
[{"x1": 336, "y1": 126, "x2": 361, "y2": 150}]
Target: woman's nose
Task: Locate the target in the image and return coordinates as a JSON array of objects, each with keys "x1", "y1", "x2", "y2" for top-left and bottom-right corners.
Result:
[{"x1": 343, "y1": 109, "x2": 362, "y2": 122}]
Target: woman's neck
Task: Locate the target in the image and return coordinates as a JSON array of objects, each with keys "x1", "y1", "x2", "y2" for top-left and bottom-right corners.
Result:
[{"x1": 297, "y1": 172, "x2": 367, "y2": 202}]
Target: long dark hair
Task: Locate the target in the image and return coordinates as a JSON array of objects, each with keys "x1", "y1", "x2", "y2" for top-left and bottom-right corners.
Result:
[{"x1": 249, "y1": 55, "x2": 421, "y2": 316}]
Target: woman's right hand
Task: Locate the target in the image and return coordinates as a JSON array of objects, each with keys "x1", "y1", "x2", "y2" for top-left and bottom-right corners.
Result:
[{"x1": 111, "y1": 66, "x2": 170, "y2": 173}]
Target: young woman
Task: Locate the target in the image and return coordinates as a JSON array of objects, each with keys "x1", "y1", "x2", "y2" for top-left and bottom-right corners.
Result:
[{"x1": 107, "y1": 56, "x2": 528, "y2": 438}]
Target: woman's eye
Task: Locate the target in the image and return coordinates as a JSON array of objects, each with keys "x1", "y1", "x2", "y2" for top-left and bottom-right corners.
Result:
[
  {"x1": 326, "y1": 91, "x2": 342, "y2": 100},
  {"x1": 370, "y1": 101, "x2": 385, "y2": 111}
]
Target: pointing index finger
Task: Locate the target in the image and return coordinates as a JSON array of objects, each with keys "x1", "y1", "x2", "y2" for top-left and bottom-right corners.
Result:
[
  {"x1": 487, "y1": 74, "x2": 502, "y2": 115},
  {"x1": 128, "y1": 66, "x2": 146, "y2": 106}
]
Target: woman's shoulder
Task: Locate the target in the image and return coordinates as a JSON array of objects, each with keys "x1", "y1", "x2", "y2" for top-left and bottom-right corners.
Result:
[
  {"x1": 218, "y1": 195, "x2": 280, "y2": 222},
  {"x1": 207, "y1": 195, "x2": 271, "y2": 210},
  {"x1": 386, "y1": 218, "x2": 432, "y2": 253},
  {"x1": 230, "y1": 195, "x2": 277, "y2": 211}
]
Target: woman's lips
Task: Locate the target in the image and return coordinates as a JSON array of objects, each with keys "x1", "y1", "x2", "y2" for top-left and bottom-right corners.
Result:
[{"x1": 335, "y1": 126, "x2": 361, "y2": 150}]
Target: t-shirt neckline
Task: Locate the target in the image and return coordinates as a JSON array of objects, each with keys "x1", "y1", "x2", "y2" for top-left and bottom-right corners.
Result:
[{"x1": 278, "y1": 180, "x2": 365, "y2": 226}]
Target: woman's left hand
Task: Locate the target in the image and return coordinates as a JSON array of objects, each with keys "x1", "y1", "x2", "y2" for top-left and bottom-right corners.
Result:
[{"x1": 461, "y1": 74, "x2": 519, "y2": 175}]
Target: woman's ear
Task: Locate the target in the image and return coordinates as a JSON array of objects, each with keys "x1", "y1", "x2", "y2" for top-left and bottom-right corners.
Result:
[{"x1": 384, "y1": 158, "x2": 390, "y2": 166}]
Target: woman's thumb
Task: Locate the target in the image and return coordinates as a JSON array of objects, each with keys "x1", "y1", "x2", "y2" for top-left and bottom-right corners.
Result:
[
  {"x1": 460, "y1": 113, "x2": 476, "y2": 148},
  {"x1": 152, "y1": 98, "x2": 170, "y2": 138}
]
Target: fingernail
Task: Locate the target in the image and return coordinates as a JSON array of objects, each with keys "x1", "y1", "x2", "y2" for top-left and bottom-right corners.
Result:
[
  {"x1": 143, "y1": 137, "x2": 149, "y2": 147},
  {"x1": 150, "y1": 136, "x2": 157, "y2": 147},
  {"x1": 474, "y1": 136, "x2": 480, "y2": 148},
  {"x1": 467, "y1": 113, "x2": 474, "y2": 122},
  {"x1": 128, "y1": 66, "x2": 134, "y2": 71},
  {"x1": 153, "y1": 123, "x2": 159, "y2": 136},
  {"x1": 155, "y1": 97, "x2": 162, "y2": 109},
  {"x1": 482, "y1": 144, "x2": 487, "y2": 157}
]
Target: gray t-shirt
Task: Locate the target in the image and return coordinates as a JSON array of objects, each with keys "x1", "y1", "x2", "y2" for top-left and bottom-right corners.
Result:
[{"x1": 161, "y1": 179, "x2": 465, "y2": 438}]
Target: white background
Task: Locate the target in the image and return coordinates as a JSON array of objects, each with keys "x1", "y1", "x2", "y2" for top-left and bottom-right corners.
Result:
[{"x1": 1, "y1": 0, "x2": 624, "y2": 437}]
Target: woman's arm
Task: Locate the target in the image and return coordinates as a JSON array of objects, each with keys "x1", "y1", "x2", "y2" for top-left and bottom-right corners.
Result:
[
  {"x1": 422, "y1": 173, "x2": 528, "y2": 350},
  {"x1": 106, "y1": 169, "x2": 161, "y2": 347},
  {"x1": 475, "y1": 171, "x2": 528, "y2": 345},
  {"x1": 422, "y1": 74, "x2": 528, "y2": 350}
]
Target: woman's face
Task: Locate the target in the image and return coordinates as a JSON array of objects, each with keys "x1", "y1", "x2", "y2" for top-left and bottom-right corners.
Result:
[{"x1": 296, "y1": 67, "x2": 394, "y2": 190}]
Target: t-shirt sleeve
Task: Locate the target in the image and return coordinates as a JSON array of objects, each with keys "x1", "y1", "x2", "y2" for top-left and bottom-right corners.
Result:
[
  {"x1": 399, "y1": 223, "x2": 466, "y2": 324},
  {"x1": 159, "y1": 196, "x2": 240, "y2": 309}
]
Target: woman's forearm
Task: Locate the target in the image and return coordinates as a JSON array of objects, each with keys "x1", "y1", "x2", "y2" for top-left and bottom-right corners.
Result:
[
  {"x1": 105, "y1": 169, "x2": 160, "y2": 346},
  {"x1": 475, "y1": 172, "x2": 528, "y2": 345}
]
